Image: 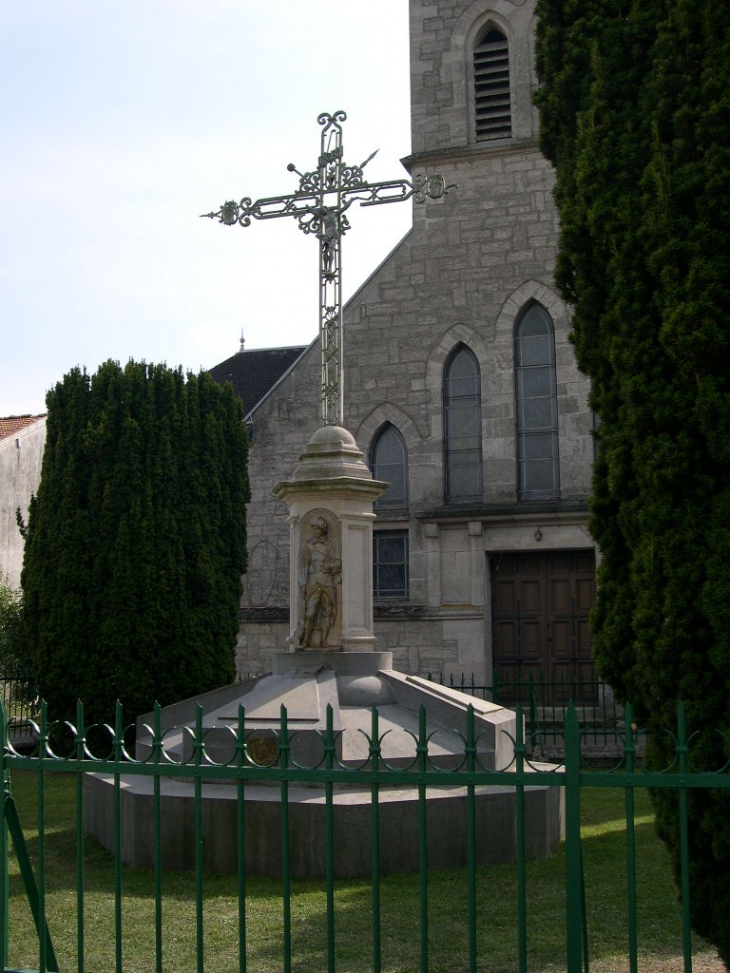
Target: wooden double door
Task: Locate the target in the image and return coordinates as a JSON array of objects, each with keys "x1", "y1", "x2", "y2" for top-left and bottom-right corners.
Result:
[{"x1": 490, "y1": 549, "x2": 597, "y2": 699}]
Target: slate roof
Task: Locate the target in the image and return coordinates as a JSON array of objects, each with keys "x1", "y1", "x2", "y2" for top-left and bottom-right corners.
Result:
[
  {"x1": 0, "y1": 414, "x2": 45, "y2": 441},
  {"x1": 207, "y1": 345, "x2": 308, "y2": 417}
]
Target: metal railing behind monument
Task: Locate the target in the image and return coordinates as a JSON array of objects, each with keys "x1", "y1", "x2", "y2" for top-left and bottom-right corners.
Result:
[
  {"x1": 429, "y1": 668, "x2": 623, "y2": 754},
  {"x1": 0, "y1": 665, "x2": 38, "y2": 729}
]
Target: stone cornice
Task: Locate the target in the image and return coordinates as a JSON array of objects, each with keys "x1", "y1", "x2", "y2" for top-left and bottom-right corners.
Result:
[
  {"x1": 401, "y1": 137, "x2": 544, "y2": 172},
  {"x1": 416, "y1": 500, "x2": 590, "y2": 527}
]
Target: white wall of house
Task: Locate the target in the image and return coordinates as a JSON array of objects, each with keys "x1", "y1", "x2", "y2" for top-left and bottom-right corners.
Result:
[{"x1": 0, "y1": 418, "x2": 46, "y2": 589}]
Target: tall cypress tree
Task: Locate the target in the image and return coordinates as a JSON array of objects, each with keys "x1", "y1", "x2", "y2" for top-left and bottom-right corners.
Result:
[
  {"x1": 536, "y1": 1, "x2": 730, "y2": 962},
  {"x1": 21, "y1": 360, "x2": 249, "y2": 726}
]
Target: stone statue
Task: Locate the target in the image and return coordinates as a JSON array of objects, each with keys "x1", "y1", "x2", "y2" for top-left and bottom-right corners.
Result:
[{"x1": 298, "y1": 514, "x2": 341, "y2": 648}]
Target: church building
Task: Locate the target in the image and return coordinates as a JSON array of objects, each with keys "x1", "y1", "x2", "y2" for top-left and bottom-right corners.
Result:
[{"x1": 215, "y1": 0, "x2": 597, "y2": 688}]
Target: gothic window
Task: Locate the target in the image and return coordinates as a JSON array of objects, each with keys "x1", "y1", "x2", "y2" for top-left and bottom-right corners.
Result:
[
  {"x1": 369, "y1": 423, "x2": 408, "y2": 509},
  {"x1": 515, "y1": 303, "x2": 560, "y2": 499},
  {"x1": 373, "y1": 530, "x2": 409, "y2": 599},
  {"x1": 474, "y1": 25, "x2": 511, "y2": 141},
  {"x1": 444, "y1": 345, "x2": 482, "y2": 503}
]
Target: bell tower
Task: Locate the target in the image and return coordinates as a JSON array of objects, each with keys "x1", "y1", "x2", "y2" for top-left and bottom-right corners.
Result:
[{"x1": 408, "y1": 0, "x2": 539, "y2": 158}]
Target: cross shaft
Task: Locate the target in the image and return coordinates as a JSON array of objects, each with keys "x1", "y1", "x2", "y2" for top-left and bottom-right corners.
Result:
[{"x1": 203, "y1": 110, "x2": 454, "y2": 427}]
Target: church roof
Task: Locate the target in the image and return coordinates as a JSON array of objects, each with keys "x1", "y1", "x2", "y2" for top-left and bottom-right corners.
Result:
[
  {"x1": 208, "y1": 345, "x2": 308, "y2": 418},
  {"x1": 0, "y1": 414, "x2": 46, "y2": 441}
]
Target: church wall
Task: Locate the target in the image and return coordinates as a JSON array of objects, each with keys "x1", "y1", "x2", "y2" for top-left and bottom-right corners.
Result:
[
  {"x1": 240, "y1": 343, "x2": 320, "y2": 614},
  {"x1": 235, "y1": 0, "x2": 597, "y2": 685},
  {"x1": 345, "y1": 144, "x2": 590, "y2": 513},
  {"x1": 409, "y1": 0, "x2": 538, "y2": 154}
]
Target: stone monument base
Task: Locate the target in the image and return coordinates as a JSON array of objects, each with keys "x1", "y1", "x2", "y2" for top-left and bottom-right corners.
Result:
[
  {"x1": 84, "y1": 771, "x2": 563, "y2": 878},
  {"x1": 84, "y1": 655, "x2": 564, "y2": 878}
]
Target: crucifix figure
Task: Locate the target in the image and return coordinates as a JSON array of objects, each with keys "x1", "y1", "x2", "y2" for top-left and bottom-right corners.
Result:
[{"x1": 203, "y1": 110, "x2": 454, "y2": 427}]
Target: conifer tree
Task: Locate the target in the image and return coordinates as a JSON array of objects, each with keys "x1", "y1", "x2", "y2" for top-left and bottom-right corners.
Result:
[
  {"x1": 0, "y1": 575, "x2": 23, "y2": 670},
  {"x1": 21, "y1": 360, "x2": 249, "y2": 726},
  {"x1": 536, "y1": 1, "x2": 730, "y2": 962}
]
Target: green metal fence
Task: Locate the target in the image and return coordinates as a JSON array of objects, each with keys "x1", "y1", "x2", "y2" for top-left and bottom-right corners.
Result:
[{"x1": 1, "y1": 698, "x2": 729, "y2": 973}]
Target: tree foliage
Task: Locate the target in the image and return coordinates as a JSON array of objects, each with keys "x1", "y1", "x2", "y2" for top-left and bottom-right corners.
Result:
[
  {"x1": 535, "y1": 0, "x2": 730, "y2": 963},
  {"x1": 21, "y1": 360, "x2": 250, "y2": 726},
  {"x1": 0, "y1": 575, "x2": 24, "y2": 670}
]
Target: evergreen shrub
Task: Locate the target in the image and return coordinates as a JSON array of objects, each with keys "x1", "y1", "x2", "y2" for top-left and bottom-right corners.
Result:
[
  {"x1": 21, "y1": 360, "x2": 250, "y2": 726},
  {"x1": 535, "y1": 0, "x2": 730, "y2": 964}
]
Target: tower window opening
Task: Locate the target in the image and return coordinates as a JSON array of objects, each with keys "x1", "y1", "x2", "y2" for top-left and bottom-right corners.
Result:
[{"x1": 474, "y1": 27, "x2": 511, "y2": 141}]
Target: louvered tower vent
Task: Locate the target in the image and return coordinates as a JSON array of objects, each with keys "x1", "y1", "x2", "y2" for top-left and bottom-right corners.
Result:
[{"x1": 474, "y1": 27, "x2": 511, "y2": 141}]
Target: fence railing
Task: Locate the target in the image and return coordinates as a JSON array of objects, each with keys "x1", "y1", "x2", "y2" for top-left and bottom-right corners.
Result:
[
  {"x1": 430, "y1": 669, "x2": 623, "y2": 754},
  {"x1": 0, "y1": 665, "x2": 38, "y2": 729},
  {"x1": 2, "y1": 698, "x2": 728, "y2": 973}
]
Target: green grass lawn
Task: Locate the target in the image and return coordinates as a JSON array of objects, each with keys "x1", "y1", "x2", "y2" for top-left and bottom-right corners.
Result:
[{"x1": 3, "y1": 770, "x2": 723, "y2": 972}]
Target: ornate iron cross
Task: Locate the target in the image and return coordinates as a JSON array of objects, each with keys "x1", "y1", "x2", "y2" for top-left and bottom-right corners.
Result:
[{"x1": 203, "y1": 110, "x2": 454, "y2": 427}]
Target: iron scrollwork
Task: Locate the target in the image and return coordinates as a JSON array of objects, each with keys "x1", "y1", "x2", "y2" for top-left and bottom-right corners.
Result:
[{"x1": 202, "y1": 110, "x2": 455, "y2": 427}]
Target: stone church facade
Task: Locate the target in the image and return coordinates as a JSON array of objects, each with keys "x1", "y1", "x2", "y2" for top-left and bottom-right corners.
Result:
[{"x1": 226, "y1": 0, "x2": 596, "y2": 686}]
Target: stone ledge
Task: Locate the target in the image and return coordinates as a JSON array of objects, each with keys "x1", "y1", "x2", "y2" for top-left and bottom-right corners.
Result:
[{"x1": 85, "y1": 773, "x2": 564, "y2": 878}]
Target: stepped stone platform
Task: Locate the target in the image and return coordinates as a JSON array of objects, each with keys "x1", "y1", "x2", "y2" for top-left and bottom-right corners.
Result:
[{"x1": 85, "y1": 652, "x2": 564, "y2": 877}]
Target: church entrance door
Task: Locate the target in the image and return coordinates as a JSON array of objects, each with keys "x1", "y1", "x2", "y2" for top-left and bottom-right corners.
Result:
[{"x1": 489, "y1": 549, "x2": 597, "y2": 702}]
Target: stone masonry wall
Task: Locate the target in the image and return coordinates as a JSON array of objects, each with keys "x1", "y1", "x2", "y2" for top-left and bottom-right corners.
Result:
[{"x1": 236, "y1": 0, "x2": 595, "y2": 683}]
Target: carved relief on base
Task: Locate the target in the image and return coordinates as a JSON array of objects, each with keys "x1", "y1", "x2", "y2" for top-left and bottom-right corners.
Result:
[{"x1": 295, "y1": 509, "x2": 342, "y2": 650}]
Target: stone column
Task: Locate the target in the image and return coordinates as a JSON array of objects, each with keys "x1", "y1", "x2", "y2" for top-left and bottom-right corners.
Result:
[
  {"x1": 467, "y1": 520, "x2": 485, "y2": 607},
  {"x1": 422, "y1": 521, "x2": 442, "y2": 607},
  {"x1": 274, "y1": 425, "x2": 387, "y2": 653}
]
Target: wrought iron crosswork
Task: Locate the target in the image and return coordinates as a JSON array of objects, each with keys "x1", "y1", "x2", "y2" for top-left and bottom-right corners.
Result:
[{"x1": 203, "y1": 110, "x2": 455, "y2": 426}]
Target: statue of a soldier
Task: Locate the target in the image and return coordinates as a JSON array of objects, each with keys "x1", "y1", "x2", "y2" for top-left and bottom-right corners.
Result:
[{"x1": 298, "y1": 515, "x2": 342, "y2": 648}]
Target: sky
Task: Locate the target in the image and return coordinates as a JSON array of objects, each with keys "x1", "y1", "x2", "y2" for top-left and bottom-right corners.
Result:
[{"x1": 0, "y1": 0, "x2": 412, "y2": 417}]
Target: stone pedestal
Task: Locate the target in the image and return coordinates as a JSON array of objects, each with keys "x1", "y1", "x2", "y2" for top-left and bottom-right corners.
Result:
[{"x1": 273, "y1": 425, "x2": 387, "y2": 653}]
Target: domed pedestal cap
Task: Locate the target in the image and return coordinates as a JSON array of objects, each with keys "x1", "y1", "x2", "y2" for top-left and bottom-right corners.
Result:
[{"x1": 292, "y1": 425, "x2": 372, "y2": 481}]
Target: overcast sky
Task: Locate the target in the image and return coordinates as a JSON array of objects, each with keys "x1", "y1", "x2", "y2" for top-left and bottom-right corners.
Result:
[{"x1": 0, "y1": 1, "x2": 412, "y2": 417}]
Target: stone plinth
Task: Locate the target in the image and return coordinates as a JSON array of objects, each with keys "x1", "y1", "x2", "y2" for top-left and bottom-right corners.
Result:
[
  {"x1": 84, "y1": 660, "x2": 564, "y2": 878},
  {"x1": 84, "y1": 771, "x2": 563, "y2": 878}
]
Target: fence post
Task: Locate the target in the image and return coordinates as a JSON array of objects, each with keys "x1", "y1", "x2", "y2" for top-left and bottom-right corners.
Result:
[
  {"x1": 465, "y1": 705, "x2": 477, "y2": 973},
  {"x1": 624, "y1": 703, "x2": 638, "y2": 973},
  {"x1": 564, "y1": 701, "x2": 584, "y2": 973},
  {"x1": 75, "y1": 699, "x2": 86, "y2": 973},
  {"x1": 528, "y1": 670, "x2": 541, "y2": 750},
  {"x1": 324, "y1": 703, "x2": 336, "y2": 973},
  {"x1": 515, "y1": 704, "x2": 528, "y2": 973},
  {"x1": 236, "y1": 704, "x2": 247, "y2": 973},
  {"x1": 370, "y1": 706, "x2": 382, "y2": 973},
  {"x1": 0, "y1": 703, "x2": 8, "y2": 971},
  {"x1": 417, "y1": 705, "x2": 429, "y2": 973},
  {"x1": 279, "y1": 703, "x2": 292, "y2": 973},
  {"x1": 676, "y1": 702, "x2": 693, "y2": 973}
]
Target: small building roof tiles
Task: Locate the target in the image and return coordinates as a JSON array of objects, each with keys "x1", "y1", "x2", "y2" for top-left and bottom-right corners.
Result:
[{"x1": 0, "y1": 414, "x2": 46, "y2": 441}]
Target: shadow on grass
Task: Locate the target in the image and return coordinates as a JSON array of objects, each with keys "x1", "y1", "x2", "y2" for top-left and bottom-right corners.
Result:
[{"x1": 4, "y1": 771, "x2": 721, "y2": 972}]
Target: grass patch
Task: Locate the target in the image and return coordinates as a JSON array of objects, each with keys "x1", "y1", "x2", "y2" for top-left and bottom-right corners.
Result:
[{"x1": 3, "y1": 771, "x2": 723, "y2": 972}]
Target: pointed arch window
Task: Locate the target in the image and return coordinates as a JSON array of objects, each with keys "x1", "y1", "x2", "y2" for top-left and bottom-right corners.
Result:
[
  {"x1": 444, "y1": 345, "x2": 482, "y2": 503},
  {"x1": 515, "y1": 303, "x2": 560, "y2": 499},
  {"x1": 474, "y1": 25, "x2": 511, "y2": 141},
  {"x1": 369, "y1": 424, "x2": 409, "y2": 599},
  {"x1": 369, "y1": 423, "x2": 408, "y2": 509}
]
